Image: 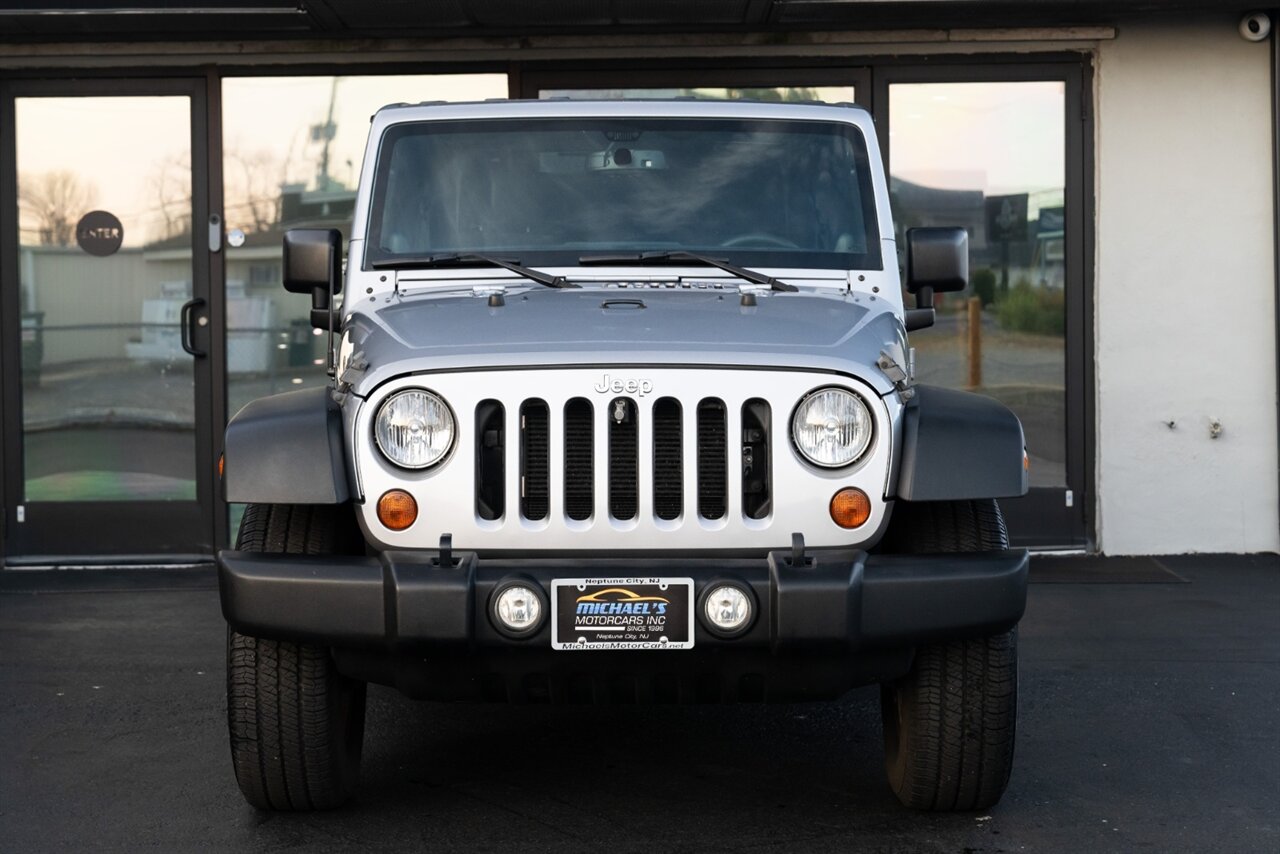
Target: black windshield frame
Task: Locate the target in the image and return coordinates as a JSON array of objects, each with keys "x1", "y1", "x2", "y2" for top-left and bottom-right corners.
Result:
[{"x1": 363, "y1": 116, "x2": 884, "y2": 273}]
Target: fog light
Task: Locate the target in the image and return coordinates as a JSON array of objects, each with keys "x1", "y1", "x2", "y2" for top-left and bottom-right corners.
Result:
[
  {"x1": 703, "y1": 584, "x2": 753, "y2": 635},
  {"x1": 491, "y1": 583, "x2": 544, "y2": 637},
  {"x1": 830, "y1": 487, "x2": 871, "y2": 529},
  {"x1": 377, "y1": 489, "x2": 418, "y2": 531}
]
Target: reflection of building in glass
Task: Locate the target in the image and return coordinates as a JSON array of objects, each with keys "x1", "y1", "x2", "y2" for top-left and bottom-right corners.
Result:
[
  {"x1": 890, "y1": 177, "x2": 1065, "y2": 290},
  {"x1": 221, "y1": 184, "x2": 356, "y2": 387},
  {"x1": 18, "y1": 180, "x2": 354, "y2": 379}
]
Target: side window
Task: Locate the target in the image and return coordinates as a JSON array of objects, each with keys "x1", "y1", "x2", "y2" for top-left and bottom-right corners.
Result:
[{"x1": 889, "y1": 81, "x2": 1067, "y2": 491}]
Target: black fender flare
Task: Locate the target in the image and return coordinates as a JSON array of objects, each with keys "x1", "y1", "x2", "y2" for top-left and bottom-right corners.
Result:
[
  {"x1": 223, "y1": 386, "x2": 349, "y2": 505},
  {"x1": 895, "y1": 385, "x2": 1029, "y2": 502}
]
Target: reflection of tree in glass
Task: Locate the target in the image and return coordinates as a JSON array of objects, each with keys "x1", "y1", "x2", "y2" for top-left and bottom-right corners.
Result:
[
  {"x1": 18, "y1": 170, "x2": 98, "y2": 246},
  {"x1": 225, "y1": 147, "x2": 286, "y2": 233},
  {"x1": 727, "y1": 87, "x2": 822, "y2": 103},
  {"x1": 147, "y1": 152, "x2": 192, "y2": 242},
  {"x1": 674, "y1": 87, "x2": 824, "y2": 103}
]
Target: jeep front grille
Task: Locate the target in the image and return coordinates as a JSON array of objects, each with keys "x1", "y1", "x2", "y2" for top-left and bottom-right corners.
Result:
[
  {"x1": 562, "y1": 398, "x2": 594, "y2": 521},
  {"x1": 696, "y1": 399, "x2": 728, "y2": 520},
  {"x1": 520, "y1": 400, "x2": 550, "y2": 521},
  {"x1": 357, "y1": 368, "x2": 894, "y2": 552},
  {"x1": 475, "y1": 393, "x2": 765, "y2": 526},
  {"x1": 652, "y1": 398, "x2": 683, "y2": 521},
  {"x1": 608, "y1": 397, "x2": 639, "y2": 521}
]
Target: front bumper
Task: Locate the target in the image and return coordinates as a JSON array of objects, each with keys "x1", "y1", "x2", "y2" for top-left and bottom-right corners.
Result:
[{"x1": 217, "y1": 547, "x2": 1028, "y2": 702}]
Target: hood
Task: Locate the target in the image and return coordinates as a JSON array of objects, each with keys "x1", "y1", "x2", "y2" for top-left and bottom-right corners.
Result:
[{"x1": 342, "y1": 286, "x2": 905, "y2": 397}]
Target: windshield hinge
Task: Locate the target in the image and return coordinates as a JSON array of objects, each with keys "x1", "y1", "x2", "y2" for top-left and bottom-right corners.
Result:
[
  {"x1": 878, "y1": 344, "x2": 915, "y2": 402},
  {"x1": 338, "y1": 349, "x2": 369, "y2": 388}
]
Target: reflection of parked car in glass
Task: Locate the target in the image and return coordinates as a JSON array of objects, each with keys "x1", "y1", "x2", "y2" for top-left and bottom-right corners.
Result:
[
  {"x1": 217, "y1": 100, "x2": 1029, "y2": 813},
  {"x1": 20, "y1": 309, "x2": 44, "y2": 388}
]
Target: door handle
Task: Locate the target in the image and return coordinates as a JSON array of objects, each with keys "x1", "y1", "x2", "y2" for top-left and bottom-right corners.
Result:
[{"x1": 180, "y1": 297, "x2": 207, "y2": 357}]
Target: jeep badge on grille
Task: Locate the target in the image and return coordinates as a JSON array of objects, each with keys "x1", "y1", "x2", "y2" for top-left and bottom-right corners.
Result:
[{"x1": 594, "y1": 374, "x2": 654, "y2": 397}]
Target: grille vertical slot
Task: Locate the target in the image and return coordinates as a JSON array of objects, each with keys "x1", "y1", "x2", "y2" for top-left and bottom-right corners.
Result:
[
  {"x1": 741, "y1": 399, "x2": 771, "y2": 520},
  {"x1": 652, "y1": 397, "x2": 683, "y2": 521},
  {"x1": 697, "y1": 398, "x2": 727, "y2": 520},
  {"x1": 608, "y1": 397, "x2": 638, "y2": 521},
  {"x1": 563, "y1": 398, "x2": 594, "y2": 521},
  {"x1": 475, "y1": 400, "x2": 506, "y2": 520},
  {"x1": 520, "y1": 400, "x2": 549, "y2": 521}
]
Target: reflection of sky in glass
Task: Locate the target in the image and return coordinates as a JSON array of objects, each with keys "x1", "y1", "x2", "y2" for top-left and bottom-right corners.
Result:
[
  {"x1": 542, "y1": 87, "x2": 855, "y2": 103},
  {"x1": 221, "y1": 74, "x2": 506, "y2": 230},
  {"x1": 16, "y1": 96, "x2": 191, "y2": 248},
  {"x1": 14, "y1": 76, "x2": 507, "y2": 250},
  {"x1": 890, "y1": 82, "x2": 1065, "y2": 217}
]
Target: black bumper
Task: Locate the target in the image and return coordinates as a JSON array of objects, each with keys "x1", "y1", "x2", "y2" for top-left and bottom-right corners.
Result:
[{"x1": 217, "y1": 547, "x2": 1027, "y2": 702}]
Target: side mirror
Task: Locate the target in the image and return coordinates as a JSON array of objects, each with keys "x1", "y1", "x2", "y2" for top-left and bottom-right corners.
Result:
[
  {"x1": 283, "y1": 228, "x2": 342, "y2": 329},
  {"x1": 903, "y1": 227, "x2": 968, "y2": 332},
  {"x1": 905, "y1": 226, "x2": 968, "y2": 296}
]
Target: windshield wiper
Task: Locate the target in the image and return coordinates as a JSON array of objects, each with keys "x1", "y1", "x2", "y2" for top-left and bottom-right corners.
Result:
[
  {"x1": 578, "y1": 251, "x2": 798, "y2": 292},
  {"x1": 369, "y1": 253, "x2": 577, "y2": 288}
]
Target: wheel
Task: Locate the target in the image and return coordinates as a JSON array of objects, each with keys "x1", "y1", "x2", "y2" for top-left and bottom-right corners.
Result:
[
  {"x1": 226, "y1": 503, "x2": 367, "y2": 810},
  {"x1": 720, "y1": 232, "x2": 800, "y2": 249},
  {"x1": 878, "y1": 499, "x2": 1019, "y2": 811}
]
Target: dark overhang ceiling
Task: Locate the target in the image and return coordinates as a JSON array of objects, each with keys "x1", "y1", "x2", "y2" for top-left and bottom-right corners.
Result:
[{"x1": 0, "y1": 0, "x2": 1260, "y2": 42}]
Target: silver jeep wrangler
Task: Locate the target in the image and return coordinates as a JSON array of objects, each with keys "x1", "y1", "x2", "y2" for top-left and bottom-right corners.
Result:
[{"x1": 218, "y1": 99, "x2": 1029, "y2": 812}]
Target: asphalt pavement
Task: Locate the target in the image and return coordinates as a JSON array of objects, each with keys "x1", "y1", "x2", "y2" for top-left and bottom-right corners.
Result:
[{"x1": 0, "y1": 554, "x2": 1276, "y2": 853}]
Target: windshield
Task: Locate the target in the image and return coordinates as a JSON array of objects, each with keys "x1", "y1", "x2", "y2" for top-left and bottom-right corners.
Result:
[{"x1": 365, "y1": 117, "x2": 882, "y2": 271}]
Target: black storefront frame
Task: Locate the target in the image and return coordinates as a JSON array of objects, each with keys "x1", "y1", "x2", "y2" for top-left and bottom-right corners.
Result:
[
  {"x1": 1272, "y1": 24, "x2": 1280, "y2": 543},
  {"x1": 0, "y1": 51, "x2": 1096, "y2": 558},
  {"x1": 521, "y1": 55, "x2": 1095, "y2": 548},
  {"x1": 0, "y1": 75, "x2": 222, "y2": 563},
  {"x1": 0, "y1": 61, "x2": 514, "y2": 564},
  {"x1": 872, "y1": 60, "x2": 1095, "y2": 548}
]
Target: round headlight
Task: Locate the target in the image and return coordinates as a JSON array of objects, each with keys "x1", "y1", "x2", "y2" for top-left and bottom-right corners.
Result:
[
  {"x1": 374, "y1": 389, "x2": 455, "y2": 470},
  {"x1": 791, "y1": 387, "x2": 873, "y2": 468}
]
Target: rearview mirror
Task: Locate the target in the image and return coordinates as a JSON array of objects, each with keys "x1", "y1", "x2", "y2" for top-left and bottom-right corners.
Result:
[
  {"x1": 283, "y1": 228, "x2": 342, "y2": 329},
  {"x1": 905, "y1": 227, "x2": 968, "y2": 295}
]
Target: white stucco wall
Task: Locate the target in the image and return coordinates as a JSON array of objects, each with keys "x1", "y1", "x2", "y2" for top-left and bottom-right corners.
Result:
[{"x1": 1096, "y1": 16, "x2": 1280, "y2": 553}]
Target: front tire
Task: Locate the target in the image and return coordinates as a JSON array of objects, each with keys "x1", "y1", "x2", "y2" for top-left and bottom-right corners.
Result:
[
  {"x1": 878, "y1": 499, "x2": 1019, "y2": 811},
  {"x1": 226, "y1": 503, "x2": 367, "y2": 810}
]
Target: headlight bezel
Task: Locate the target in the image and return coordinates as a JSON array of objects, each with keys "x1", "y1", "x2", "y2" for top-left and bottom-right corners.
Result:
[
  {"x1": 789, "y1": 385, "x2": 875, "y2": 469},
  {"x1": 373, "y1": 387, "x2": 457, "y2": 471}
]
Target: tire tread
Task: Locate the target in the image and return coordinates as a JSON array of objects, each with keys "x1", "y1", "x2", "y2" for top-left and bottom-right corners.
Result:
[
  {"x1": 226, "y1": 503, "x2": 365, "y2": 811},
  {"x1": 881, "y1": 499, "x2": 1018, "y2": 811}
]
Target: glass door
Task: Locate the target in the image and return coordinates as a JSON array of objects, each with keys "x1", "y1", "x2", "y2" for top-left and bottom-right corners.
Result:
[
  {"x1": 1, "y1": 79, "x2": 217, "y2": 561},
  {"x1": 875, "y1": 65, "x2": 1091, "y2": 547}
]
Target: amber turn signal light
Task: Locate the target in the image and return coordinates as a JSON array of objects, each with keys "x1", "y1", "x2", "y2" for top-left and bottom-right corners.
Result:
[
  {"x1": 830, "y1": 487, "x2": 871, "y2": 529},
  {"x1": 377, "y1": 489, "x2": 418, "y2": 531}
]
